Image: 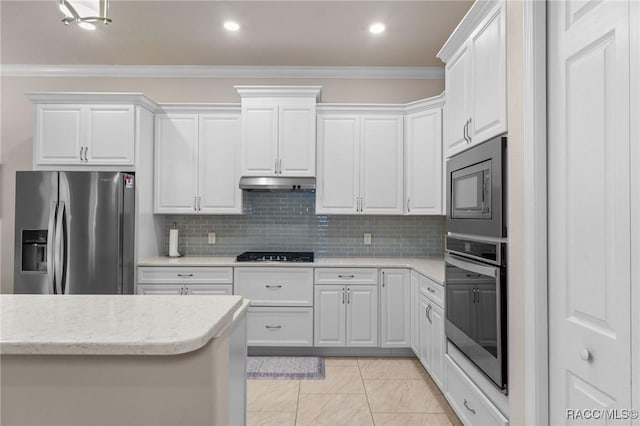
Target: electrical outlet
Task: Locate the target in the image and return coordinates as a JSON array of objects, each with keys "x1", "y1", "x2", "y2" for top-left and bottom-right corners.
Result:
[
  {"x1": 363, "y1": 233, "x2": 372, "y2": 245},
  {"x1": 208, "y1": 232, "x2": 216, "y2": 244}
]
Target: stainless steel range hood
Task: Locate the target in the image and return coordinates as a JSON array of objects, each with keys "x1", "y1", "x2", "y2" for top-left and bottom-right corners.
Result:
[{"x1": 239, "y1": 176, "x2": 316, "y2": 192}]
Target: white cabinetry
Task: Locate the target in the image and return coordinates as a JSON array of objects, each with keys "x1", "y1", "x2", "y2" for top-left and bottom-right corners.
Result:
[
  {"x1": 314, "y1": 268, "x2": 378, "y2": 347},
  {"x1": 438, "y1": 0, "x2": 506, "y2": 157},
  {"x1": 236, "y1": 86, "x2": 321, "y2": 177},
  {"x1": 417, "y1": 274, "x2": 446, "y2": 388},
  {"x1": 136, "y1": 266, "x2": 233, "y2": 295},
  {"x1": 404, "y1": 99, "x2": 444, "y2": 215},
  {"x1": 316, "y1": 111, "x2": 403, "y2": 214},
  {"x1": 27, "y1": 93, "x2": 154, "y2": 169},
  {"x1": 380, "y1": 269, "x2": 411, "y2": 348},
  {"x1": 234, "y1": 267, "x2": 313, "y2": 346},
  {"x1": 154, "y1": 110, "x2": 242, "y2": 214}
]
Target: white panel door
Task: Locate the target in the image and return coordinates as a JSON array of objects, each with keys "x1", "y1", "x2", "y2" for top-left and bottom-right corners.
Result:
[
  {"x1": 418, "y1": 294, "x2": 431, "y2": 369},
  {"x1": 410, "y1": 272, "x2": 420, "y2": 354},
  {"x1": 346, "y1": 284, "x2": 378, "y2": 347},
  {"x1": 548, "y1": 1, "x2": 632, "y2": 423},
  {"x1": 360, "y1": 115, "x2": 404, "y2": 214},
  {"x1": 35, "y1": 104, "x2": 83, "y2": 165},
  {"x1": 468, "y1": 2, "x2": 506, "y2": 145},
  {"x1": 314, "y1": 285, "x2": 346, "y2": 347},
  {"x1": 279, "y1": 103, "x2": 316, "y2": 176},
  {"x1": 429, "y1": 302, "x2": 445, "y2": 388},
  {"x1": 444, "y1": 44, "x2": 470, "y2": 157},
  {"x1": 154, "y1": 114, "x2": 199, "y2": 214},
  {"x1": 137, "y1": 284, "x2": 184, "y2": 295},
  {"x1": 198, "y1": 113, "x2": 242, "y2": 214},
  {"x1": 316, "y1": 114, "x2": 360, "y2": 214},
  {"x1": 380, "y1": 269, "x2": 411, "y2": 348},
  {"x1": 86, "y1": 105, "x2": 135, "y2": 165},
  {"x1": 241, "y1": 105, "x2": 278, "y2": 176},
  {"x1": 405, "y1": 108, "x2": 443, "y2": 215}
]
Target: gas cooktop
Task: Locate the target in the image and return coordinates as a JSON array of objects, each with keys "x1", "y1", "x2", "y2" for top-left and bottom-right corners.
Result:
[{"x1": 235, "y1": 251, "x2": 314, "y2": 263}]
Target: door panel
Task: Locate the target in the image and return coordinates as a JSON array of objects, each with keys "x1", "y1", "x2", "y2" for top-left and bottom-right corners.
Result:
[
  {"x1": 279, "y1": 104, "x2": 315, "y2": 176},
  {"x1": 380, "y1": 269, "x2": 411, "y2": 347},
  {"x1": 445, "y1": 45, "x2": 470, "y2": 157},
  {"x1": 314, "y1": 285, "x2": 346, "y2": 346},
  {"x1": 548, "y1": 1, "x2": 632, "y2": 422},
  {"x1": 241, "y1": 105, "x2": 278, "y2": 175},
  {"x1": 346, "y1": 285, "x2": 378, "y2": 347},
  {"x1": 429, "y1": 303, "x2": 445, "y2": 388},
  {"x1": 137, "y1": 284, "x2": 183, "y2": 295},
  {"x1": 36, "y1": 105, "x2": 83, "y2": 165},
  {"x1": 86, "y1": 105, "x2": 135, "y2": 165}
]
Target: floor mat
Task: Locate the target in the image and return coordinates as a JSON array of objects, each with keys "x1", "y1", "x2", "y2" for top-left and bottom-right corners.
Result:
[{"x1": 247, "y1": 356, "x2": 325, "y2": 380}]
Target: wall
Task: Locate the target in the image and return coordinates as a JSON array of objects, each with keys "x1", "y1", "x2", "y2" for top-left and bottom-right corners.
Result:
[
  {"x1": 163, "y1": 192, "x2": 444, "y2": 257},
  {"x1": 0, "y1": 76, "x2": 444, "y2": 293}
]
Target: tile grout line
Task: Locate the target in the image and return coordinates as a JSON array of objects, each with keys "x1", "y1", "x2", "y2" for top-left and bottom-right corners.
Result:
[
  {"x1": 294, "y1": 379, "x2": 301, "y2": 426},
  {"x1": 357, "y1": 357, "x2": 377, "y2": 425}
]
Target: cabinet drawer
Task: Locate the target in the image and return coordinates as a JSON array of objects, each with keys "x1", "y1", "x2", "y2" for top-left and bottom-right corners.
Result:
[
  {"x1": 420, "y1": 275, "x2": 444, "y2": 308},
  {"x1": 138, "y1": 267, "x2": 233, "y2": 284},
  {"x1": 247, "y1": 307, "x2": 313, "y2": 346},
  {"x1": 314, "y1": 268, "x2": 378, "y2": 285},
  {"x1": 234, "y1": 268, "x2": 313, "y2": 306},
  {"x1": 445, "y1": 356, "x2": 508, "y2": 426}
]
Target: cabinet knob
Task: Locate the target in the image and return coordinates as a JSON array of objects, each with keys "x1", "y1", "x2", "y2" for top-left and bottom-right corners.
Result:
[{"x1": 580, "y1": 348, "x2": 592, "y2": 362}]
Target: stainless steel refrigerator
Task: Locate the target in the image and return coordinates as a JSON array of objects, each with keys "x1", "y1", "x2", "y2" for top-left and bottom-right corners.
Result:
[{"x1": 14, "y1": 171, "x2": 135, "y2": 294}]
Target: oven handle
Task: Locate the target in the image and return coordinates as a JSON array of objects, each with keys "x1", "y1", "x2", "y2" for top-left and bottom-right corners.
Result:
[{"x1": 446, "y1": 254, "x2": 498, "y2": 279}]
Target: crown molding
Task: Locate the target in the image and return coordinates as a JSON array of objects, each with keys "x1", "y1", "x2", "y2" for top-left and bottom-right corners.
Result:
[
  {"x1": 24, "y1": 92, "x2": 158, "y2": 111},
  {"x1": 1, "y1": 64, "x2": 445, "y2": 80},
  {"x1": 156, "y1": 103, "x2": 241, "y2": 114},
  {"x1": 235, "y1": 86, "x2": 322, "y2": 99}
]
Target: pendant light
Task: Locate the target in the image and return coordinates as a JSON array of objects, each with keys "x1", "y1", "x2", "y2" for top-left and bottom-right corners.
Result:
[{"x1": 59, "y1": 0, "x2": 111, "y2": 30}]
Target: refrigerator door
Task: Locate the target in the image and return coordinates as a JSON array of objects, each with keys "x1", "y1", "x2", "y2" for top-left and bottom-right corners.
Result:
[
  {"x1": 59, "y1": 172, "x2": 132, "y2": 294},
  {"x1": 14, "y1": 172, "x2": 59, "y2": 294}
]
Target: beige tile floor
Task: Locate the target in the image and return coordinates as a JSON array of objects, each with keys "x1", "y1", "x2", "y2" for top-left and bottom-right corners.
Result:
[{"x1": 247, "y1": 357, "x2": 462, "y2": 426}]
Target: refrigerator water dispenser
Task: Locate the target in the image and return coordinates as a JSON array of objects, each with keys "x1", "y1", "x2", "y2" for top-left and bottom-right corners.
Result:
[{"x1": 21, "y1": 230, "x2": 48, "y2": 272}]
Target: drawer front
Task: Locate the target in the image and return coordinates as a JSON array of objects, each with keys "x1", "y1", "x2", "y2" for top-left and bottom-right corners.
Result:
[
  {"x1": 314, "y1": 268, "x2": 378, "y2": 285},
  {"x1": 234, "y1": 268, "x2": 313, "y2": 306},
  {"x1": 247, "y1": 307, "x2": 313, "y2": 346},
  {"x1": 445, "y1": 357, "x2": 508, "y2": 426},
  {"x1": 138, "y1": 267, "x2": 233, "y2": 284},
  {"x1": 419, "y1": 275, "x2": 444, "y2": 308},
  {"x1": 186, "y1": 284, "x2": 233, "y2": 295}
]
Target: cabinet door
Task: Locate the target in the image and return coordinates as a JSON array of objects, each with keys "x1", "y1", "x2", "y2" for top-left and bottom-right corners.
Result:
[
  {"x1": 279, "y1": 103, "x2": 316, "y2": 176},
  {"x1": 418, "y1": 294, "x2": 431, "y2": 369},
  {"x1": 346, "y1": 284, "x2": 378, "y2": 347},
  {"x1": 429, "y1": 302, "x2": 445, "y2": 388},
  {"x1": 469, "y1": 2, "x2": 506, "y2": 145},
  {"x1": 198, "y1": 114, "x2": 242, "y2": 214},
  {"x1": 444, "y1": 44, "x2": 471, "y2": 157},
  {"x1": 405, "y1": 108, "x2": 443, "y2": 215},
  {"x1": 241, "y1": 104, "x2": 278, "y2": 176},
  {"x1": 410, "y1": 272, "x2": 420, "y2": 354},
  {"x1": 316, "y1": 114, "x2": 360, "y2": 214},
  {"x1": 186, "y1": 284, "x2": 233, "y2": 295},
  {"x1": 86, "y1": 105, "x2": 135, "y2": 165},
  {"x1": 154, "y1": 114, "x2": 199, "y2": 214},
  {"x1": 380, "y1": 269, "x2": 411, "y2": 348},
  {"x1": 314, "y1": 285, "x2": 346, "y2": 347},
  {"x1": 34, "y1": 104, "x2": 83, "y2": 165},
  {"x1": 360, "y1": 115, "x2": 404, "y2": 214},
  {"x1": 137, "y1": 284, "x2": 184, "y2": 295}
]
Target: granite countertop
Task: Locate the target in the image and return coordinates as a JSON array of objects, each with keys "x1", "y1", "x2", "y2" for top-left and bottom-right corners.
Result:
[
  {"x1": 138, "y1": 256, "x2": 445, "y2": 284},
  {"x1": 0, "y1": 295, "x2": 244, "y2": 356}
]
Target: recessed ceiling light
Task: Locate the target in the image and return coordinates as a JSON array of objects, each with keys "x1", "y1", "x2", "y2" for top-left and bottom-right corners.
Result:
[
  {"x1": 369, "y1": 22, "x2": 385, "y2": 34},
  {"x1": 224, "y1": 21, "x2": 240, "y2": 32}
]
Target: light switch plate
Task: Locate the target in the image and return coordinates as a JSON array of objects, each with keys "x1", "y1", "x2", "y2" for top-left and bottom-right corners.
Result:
[
  {"x1": 208, "y1": 232, "x2": 216, "y2": 244},
  {"x1": 363, "y1": 233, "x2": 372, "y2": 245}
]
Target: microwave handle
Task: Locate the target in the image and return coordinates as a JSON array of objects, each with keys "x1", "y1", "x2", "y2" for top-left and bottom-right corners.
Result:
[{"x1": 446, "y1": 254, "x2": 498, "y2": 279}]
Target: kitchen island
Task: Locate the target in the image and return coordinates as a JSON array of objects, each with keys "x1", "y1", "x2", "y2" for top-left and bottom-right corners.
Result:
[{"x1": 0, "y1": 294, "x2": 249, "y2": 426}]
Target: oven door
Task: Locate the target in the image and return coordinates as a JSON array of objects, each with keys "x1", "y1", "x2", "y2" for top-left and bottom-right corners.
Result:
[{"x1": 445, "y1": 253, "x2": 507, "y2": 391}]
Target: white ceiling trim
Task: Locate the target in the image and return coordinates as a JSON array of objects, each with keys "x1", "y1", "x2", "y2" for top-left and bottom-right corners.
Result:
[{"x1": 0, "y1": 64, "x2": 444, "y2": 80}]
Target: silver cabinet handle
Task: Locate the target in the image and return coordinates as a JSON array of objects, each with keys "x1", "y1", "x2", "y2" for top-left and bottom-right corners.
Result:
[
  {"x1": 197, "y1": 196, "x2": 201, "y2": 211},
  {"x1": 356, "y1": 197, "x2": 360, "y2": 212},
  {"x1": 79, "y1": 147, "x2": 83, "y2": 162},
  {"x1": 177, "y1": 273, "x2": 194, "y2": 277},
  {"x1": 407, "y1": 197, "x2": 411, "y2": 213},
  {"x1": 463, "y1": 399, "x2": 476, "y2": 415},
  {"x1": 278, "y1": 158, "x2": 282, "y2": 174},
  {"x1": 194, "y1": 197, "x2": 197, "y2": 211},
  {"x1": 382, "y1": 271, "x2": 385, "y2": 287},
  {"x1": 463, "y1": 121, "x2": 468, "y2": 143},
  {"x1": 467, "y1": 117, "x2": 472, "y2": 143},
  {"x1": 180, "y1": 287, "x2": 184, "y2": 295},
  {"x1": 580, "y1": 348, "x2": 592, "y2": 362},
  {"x1": 427, "y1": 305, "x2": 432, "y2": 323},
  {"x1": 360, "y1": 197, "x2": 364, "y2": 212},
  {"x1": 265, "y1": 325, "x2": 282, "y2": 329},
  {"x1": 427, "y1": 287, "x2": 436, "y2": 293},
  {"x1": 265, "y1": 285, "x2": 282, "y2": 289},
  {"x1": 338, "y1": 274, "x2": 354, "y2": 279},
  {"x1": 342, "y1": 287, "x2": 345, "y2": 304},
  {"x1": 347, "y1": 287, "x2": 351, "y2": 304},
  {"x1": 274, "y1": 158, "x2": 279, "y2": 175},
  {"x1": 84, "y1": 146, "x2": 88, "y2": 162},
  {"x1": 185, "y1": 287, "x2": 192, "y2": 295}
]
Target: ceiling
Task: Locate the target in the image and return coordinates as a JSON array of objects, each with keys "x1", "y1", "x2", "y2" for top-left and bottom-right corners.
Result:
[{"x1": 0, "y1": 1, "x2": 472, "y2": 67}]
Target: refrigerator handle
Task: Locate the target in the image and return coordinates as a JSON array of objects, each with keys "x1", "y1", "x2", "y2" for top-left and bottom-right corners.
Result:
[
  {"x1": 47, "y1": 202, "x2": 58, "y2": 294},
  {"x1": 54, "y1": 202, "x2": 65, "y2": 295}
]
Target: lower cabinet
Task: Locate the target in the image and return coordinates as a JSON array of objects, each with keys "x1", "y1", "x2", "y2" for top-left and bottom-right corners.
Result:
[
  {"x1": 380, "y1": 269, "x2": 411, "y2": 347},
  {"x1": 417, "y1": 275, "x2": 446, "y2": 389},
  {"x1": 137, "y1": 283, "x2": 232, "y2": 295},
  {"x1": 246, "y1": 307, "x2": 313, "y2": 346},
  {"x1": 410, "y1": 271, "x2": 421, "y2": 354},
  {"x1": 137, "y1": 266, "x2": 234, "y2": 295},
  {"x1": 314, "y1": 284, "x2": 378, "y2": 347}
]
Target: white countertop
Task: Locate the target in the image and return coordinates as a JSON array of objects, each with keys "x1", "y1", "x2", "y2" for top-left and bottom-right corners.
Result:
[
  {"x1": 138, "y1": 256, "x2": 445, "y2": 284},
  {"x1": 0, "y1": 294, "x2": 244, "y2": 356}
]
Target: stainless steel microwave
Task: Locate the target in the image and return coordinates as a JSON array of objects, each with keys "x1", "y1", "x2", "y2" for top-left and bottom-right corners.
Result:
[{"x1": 446, "y1": 136, "x2": 507, "y2": 238}]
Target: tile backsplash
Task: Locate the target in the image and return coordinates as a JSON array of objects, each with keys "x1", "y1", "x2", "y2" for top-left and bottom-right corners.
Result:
[{"x1": 163, "y1": 192, "x2": 444, "y2": 257}]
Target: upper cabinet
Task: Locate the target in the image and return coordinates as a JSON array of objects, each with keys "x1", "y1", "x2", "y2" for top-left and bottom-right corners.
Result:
[
  {"x1": 154, "y1": 108, "x2": 242, "y2": 215},
  {"x1": 437, "y1": 0, "x2": 506, "y2": 157},
  {"x1": 404, "y1": 97, "x2": 444, "y2": 215},
  {"x1": 235, "y1": 86, "x2": 321, "y2": 177},
  {"x1": 316, "y1": 109, "x2": 404, "y2": 215},
  {"x1": 27, "y1": 93, "x2": 156, "y2": 169}
]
